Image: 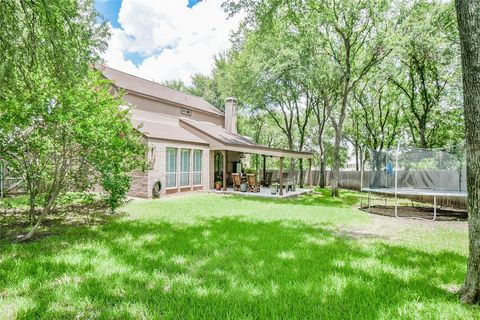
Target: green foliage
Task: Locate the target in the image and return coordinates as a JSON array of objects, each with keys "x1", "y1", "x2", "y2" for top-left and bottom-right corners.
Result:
[
  {"x1": 218, "y1": 0, "x2": 464, "y2": 174},
  {"x1": 390, "y1": 0, "x2": 462, "y2": 148},
  {"x1": 0, "y1": 1, "x2": 147, "y2": 237}
]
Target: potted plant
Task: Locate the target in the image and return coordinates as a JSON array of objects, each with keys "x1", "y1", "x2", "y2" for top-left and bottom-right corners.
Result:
[
  {"x1": 240, "y1": 182, "x2": 248, "y2": 192},
  {"x1": 270, "y1": 183, "x2": 279, "y2": 195},
  {"x1": 215, "y1": 180, "x2": 223, "y2": 190}
]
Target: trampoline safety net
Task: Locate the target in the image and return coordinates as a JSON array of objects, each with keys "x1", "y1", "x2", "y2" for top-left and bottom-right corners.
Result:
[{"x1": 362, "y1": 145, "x2": 466, "y2": 195}]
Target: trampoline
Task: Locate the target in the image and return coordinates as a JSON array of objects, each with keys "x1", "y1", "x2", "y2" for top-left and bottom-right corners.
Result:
[{"x1": 361, "y1": 144, "x2": 467, "y2": 221}]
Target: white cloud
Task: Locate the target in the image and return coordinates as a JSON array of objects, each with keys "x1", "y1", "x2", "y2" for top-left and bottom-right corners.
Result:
[{"x1": 102, "y1": 0, "x2": 241, "y2": 84}]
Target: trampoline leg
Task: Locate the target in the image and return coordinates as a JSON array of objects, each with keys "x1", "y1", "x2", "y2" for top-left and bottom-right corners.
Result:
[
  {"x1": 433, "y1": 195, "x2": 437, "y2": 221},
  {"x1": 368, "y1": 192, "x2": 371, "y2": 209}
]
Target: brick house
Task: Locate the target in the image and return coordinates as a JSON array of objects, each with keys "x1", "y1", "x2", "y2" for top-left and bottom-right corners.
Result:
[{"x1": 100, "y1": 66, "x2": 313, "y2": 198}]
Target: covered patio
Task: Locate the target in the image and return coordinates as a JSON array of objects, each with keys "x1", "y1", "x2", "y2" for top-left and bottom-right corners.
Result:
[
  {"x1": 209, "y1": 187, "x2": 313, "y2": 198},
  {"x1": 179, "y1": 118, "x2": 314, "y2": 197},
  {"x1": 180, "y1": 119, "x2": 313, "y2": 197}
]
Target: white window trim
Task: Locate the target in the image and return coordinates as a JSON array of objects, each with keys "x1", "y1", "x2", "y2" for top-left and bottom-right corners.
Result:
[
  {"x1": 180, "y1": 149, "x2": 191, "y2": 187},
  {"x1": 166, "y1": 147, "x2": 178, "y2": 189},
  {"x1": 193, "y1": 149, "x2": 203, "y2": 186}
]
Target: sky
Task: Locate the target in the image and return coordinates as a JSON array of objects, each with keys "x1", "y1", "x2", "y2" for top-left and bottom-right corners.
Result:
[{"x1": 94, "y1": 0, "x2": 241, "y2": 84}]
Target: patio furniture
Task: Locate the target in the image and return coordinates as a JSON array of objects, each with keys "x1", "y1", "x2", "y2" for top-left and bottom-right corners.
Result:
[
  {"x1": 285, "y1": 178, "x2": 295, "y2": 192},
  {"x1": 247, "y1": 174, "x2": 261, "y2": 192},
  {"x1": 231, "y1": 173, "x2": 241, "y2": 191},
  {"x1": 263, "y1": 171, "x2": 273, "y2": 186},
  {"x1": 240, "y1": 182, "x2": 248, "y2": 192},
  {"x1": 279, "y1": 173, "x2": 296, "y2": 193}
]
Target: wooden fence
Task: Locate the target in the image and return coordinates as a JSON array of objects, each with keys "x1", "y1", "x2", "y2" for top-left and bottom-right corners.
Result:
[{"x1": 262, "y1": 169, "x2": 467, "y2": 209}]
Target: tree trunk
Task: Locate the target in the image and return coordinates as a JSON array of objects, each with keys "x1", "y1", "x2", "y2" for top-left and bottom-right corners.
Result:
[
  {"x1": 320, "y1": 158, "x2": 326, "y2": 188},
  {"x1": 456, "y1": 0, "x2": 480, "y2": 304},
  {"x1": 355, "y1": 140, "x2": 359, "y2": 171},
  {"x1": 331, "y1": 127, "x2": 342, "y2": 197},
  {"x1": 299, "y1": 158, "x2": 304, "y2": 188}
]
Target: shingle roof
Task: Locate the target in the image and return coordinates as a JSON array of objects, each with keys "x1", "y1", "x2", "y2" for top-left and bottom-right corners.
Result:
[
  {"x1": 180, "y1": 118, "x2": 314, "y2": 159},
  {"x1": 180, "y1": 118, "x2": 260, "y2": 147},
  {"x1": 132, "y1": 118, "x2": 208, "y2": 145},
  {"x1": 99, "y1": 66, "x2": 224, "y2": 117}
]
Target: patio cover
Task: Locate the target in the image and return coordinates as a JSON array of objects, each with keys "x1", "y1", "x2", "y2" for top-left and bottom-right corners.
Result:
[{"x1": 179, "y1": 118, "x2": 313, "y2": 159}]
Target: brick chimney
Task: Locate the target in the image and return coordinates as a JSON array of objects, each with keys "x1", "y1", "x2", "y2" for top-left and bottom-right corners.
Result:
[{"x1": 224, "y1": 97, "x2": 237, "y2": 133}]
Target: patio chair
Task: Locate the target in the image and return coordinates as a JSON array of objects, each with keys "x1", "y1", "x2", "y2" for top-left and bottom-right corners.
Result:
[
  {"x1": 231, "y1": 173, "x2": 241, "y2": 191},
  {"x1": 263, "y1": 171, "x2": 273, "y2": 186},
  {"x1": 247, "y1": 174, "x2": 261, "y2": 192}
]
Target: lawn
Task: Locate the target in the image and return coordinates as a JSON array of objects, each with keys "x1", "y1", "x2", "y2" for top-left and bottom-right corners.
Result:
[{"x1": 0, "y1": 189, "x2": 477, "y2": 319}]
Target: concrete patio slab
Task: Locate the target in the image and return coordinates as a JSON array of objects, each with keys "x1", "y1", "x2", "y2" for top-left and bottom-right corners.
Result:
[{"x1": 208, "y1": 187, "x2": 314, "y2": 198}]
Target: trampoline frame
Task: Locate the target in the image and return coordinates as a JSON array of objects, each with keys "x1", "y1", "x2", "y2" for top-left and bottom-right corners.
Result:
[{"x1": 361, "y1": 144, "x2": 467, "y2": 221}]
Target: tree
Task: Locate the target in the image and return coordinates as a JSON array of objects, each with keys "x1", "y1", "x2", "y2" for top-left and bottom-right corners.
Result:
[
  {"x1": 309, "y1": 0, "x2": 390, "y2": 196},
  {"x1": 455, "y1": 0, "x2": 480, "y2": 305},
  {"x1": 349, "y1": 74, "x2": 402, "y2": 151},
  {"x1": 225, "y1": 19, "x2": 316, "y2": 178},
  {"x1": 0, "y1": 70, "x2": 148, "y2": 239},
  {"x1": 392, "y1": 0, "x2": 462, "y2": 148},
  {"x1": 0, "y1": 0, "x2": 147, "y2": 239}
]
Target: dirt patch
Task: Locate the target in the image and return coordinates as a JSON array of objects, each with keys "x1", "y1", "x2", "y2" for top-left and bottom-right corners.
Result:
[
  {"x1": 362, "y1": 205, "x2": 467, "y2": 222},
  {"x1": 336, "y1": 229, "x2": 390, "y2": 240},
  {"x1": 0, "y1": 203, "x2": 121, "y2": 242}
]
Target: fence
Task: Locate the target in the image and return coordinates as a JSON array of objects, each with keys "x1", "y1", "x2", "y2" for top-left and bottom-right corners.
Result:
[
  {"x1": 0, "y1": 163, "x2": 24, "y2": 198},
  {"x1": 261, "y1": 169, "x2": 467, "y2": 209}
]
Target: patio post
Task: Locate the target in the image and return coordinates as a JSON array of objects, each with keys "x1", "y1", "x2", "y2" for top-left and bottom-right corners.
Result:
[
  {"x1": 263, "y1": 155, "x2": 266, "y2": 184},
  {"x1": 222, "y1": 150, "x2": 227, "y2": 191},
  {"x1": 308, "y1": 158, "x2": 312, "y2": 188},
  {"x1": 279, "y1": 157, "x2": 284, "y2": 196}
]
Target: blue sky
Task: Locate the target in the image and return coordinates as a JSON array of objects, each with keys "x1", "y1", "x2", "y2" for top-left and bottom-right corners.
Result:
[
  {"x1": 97, "y1": 0, "x2": 239, "y2": 84},
  {"x1": 95, "y1": 0, "x2": 203, "y2": 66},
  {"x1": 95, "y1": 0, "x2": 201, "y2": 29}
]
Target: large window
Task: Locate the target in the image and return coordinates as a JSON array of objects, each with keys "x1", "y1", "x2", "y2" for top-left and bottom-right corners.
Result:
[
  {"x1": 166, "y1": 148, "x2": 177, "y2": 188},
  {"x1": 193, "y1": 150, "x2": 202, "y2": 185},
  {"x1": 180, "y1": 149, "x2": 191, "y2": 186}
]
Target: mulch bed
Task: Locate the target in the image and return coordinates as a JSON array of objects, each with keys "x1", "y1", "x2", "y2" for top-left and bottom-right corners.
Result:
[{"x1": 0, "y1": 202, "x2": 120, "y2": 242}]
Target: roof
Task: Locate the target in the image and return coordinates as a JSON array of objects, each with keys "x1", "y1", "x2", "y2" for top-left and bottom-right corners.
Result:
[
  {"x1": 180, "y1": 118, "x2": 313, "y2": 159},
  {"x1": 181, "y1": 118, "x2": 260, "y2": 146},
  {"x1": 99, "y1": 66, "x2": 224, "y2": 117},
  {"x1": 131, "y1": 118, "x2": 208, "y2": 145}
]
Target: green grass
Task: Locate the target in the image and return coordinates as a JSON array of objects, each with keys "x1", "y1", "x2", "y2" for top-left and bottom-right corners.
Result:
[{"x1": 0, "y1": 189, "x2": 477, "y2": 319}]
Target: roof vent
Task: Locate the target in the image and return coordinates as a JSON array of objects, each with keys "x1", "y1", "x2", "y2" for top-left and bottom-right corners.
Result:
[{"x1": 181, "y1": 108, "x2": 192, "y2": 116}]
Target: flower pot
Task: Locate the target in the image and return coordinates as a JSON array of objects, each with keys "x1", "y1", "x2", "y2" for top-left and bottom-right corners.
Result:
[
  {"x1": 240, "y1": 183, "x2": 248, "y2": 192},
  {"x1": 215, "y1": 183, "x2": 222, "y2": 190},
  {"x1": 270, "y1": 186, "x2": 278, "y2": 195}
]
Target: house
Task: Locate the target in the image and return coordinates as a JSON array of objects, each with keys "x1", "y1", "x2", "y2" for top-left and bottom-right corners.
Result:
[{"x1": 100, "y1": 66, "x2": 313, "y2": 198}]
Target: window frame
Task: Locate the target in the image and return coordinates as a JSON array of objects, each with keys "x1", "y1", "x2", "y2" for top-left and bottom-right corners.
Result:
[
  {"x1": 180, "y1": 149, "x2": 191, "y2": 187},
  {"x1": 166, "y1": 147, "x2": 178, "y2": 188},
  {"x1": 193, "y1": 149, "x2": 203, "y2": 186}
]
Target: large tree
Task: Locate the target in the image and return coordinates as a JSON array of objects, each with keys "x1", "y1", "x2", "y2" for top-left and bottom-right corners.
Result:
[
  {"x1": 455, "y1": 0, "x2": 480, "y2": 305},
  {"x1": 225, "y1": 19, "x2": 316, "y2": 179},
  {"x1": 0, "y1": 0, "x2": 147, "y2": 239},
  {"x1": 392, "y1": 0, "x2": 462, "y2": 148}
]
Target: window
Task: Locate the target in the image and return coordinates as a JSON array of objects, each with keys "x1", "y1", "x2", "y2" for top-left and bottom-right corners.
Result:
[
  {"x1": 180, "y1": 149, "x2": 191, "y2": 186},
  {"x1": 193, "y1": 150, "x2": 202, "y2": 185},
  {"x1": 166, "y1": 148, "x2": 177, "y2": 188}
]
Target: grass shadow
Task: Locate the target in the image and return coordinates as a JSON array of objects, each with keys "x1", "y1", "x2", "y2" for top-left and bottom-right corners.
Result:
[{"x1": 0, "y1": 215, "x2": 475, "y2": 319}]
